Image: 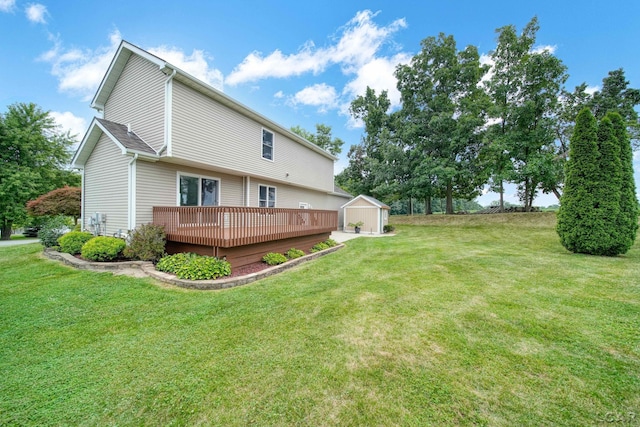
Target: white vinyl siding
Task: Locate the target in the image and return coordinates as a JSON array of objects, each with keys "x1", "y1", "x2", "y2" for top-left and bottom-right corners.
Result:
[
  {"x1": 171, "y1": 80, "x2": 334, "y2": 192},
  {"x1": 104, "y1": 55, "x2": 165, "y2": 152},
  {"x1": 83, "y1": 134, "x2": 129, "y2": 234}
]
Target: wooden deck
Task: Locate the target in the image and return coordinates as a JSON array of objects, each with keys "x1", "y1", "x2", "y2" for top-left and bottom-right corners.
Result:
[{"x1": 153, "y1": 206, "x2": 338, "y2": 248}]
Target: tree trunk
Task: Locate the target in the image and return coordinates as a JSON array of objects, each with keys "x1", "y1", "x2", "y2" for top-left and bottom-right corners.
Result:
[
  {"x1": 425, "y1": 197, "x2": 432, "y2": 215},
  {"x1": 408, "y1": 198, "x2": 414, "y2": 216},
  {"x1": 1, "y1": 220, "x2": 12, "y2": 241},
  {"x1": 552, "y1": 187, "x2": 562, "y2": 200},
  {"x1": 445, "y1": 183, "x2": 454, "y2": 214},
  {"x1": 499, "y1": 180, "x2": 504, "y2": 212}
]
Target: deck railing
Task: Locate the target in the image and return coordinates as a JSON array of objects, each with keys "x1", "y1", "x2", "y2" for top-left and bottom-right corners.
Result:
[{"x1": 153, "y1": 206, "x2": 338, "y2": 248}]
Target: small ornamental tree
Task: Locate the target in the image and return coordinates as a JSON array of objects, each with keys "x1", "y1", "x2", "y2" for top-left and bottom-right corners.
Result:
[
  {"x1": 557, "y1": 108, "x2": 600, "y2": 253},
  {"x1": 26, "y1": 186, "x2": 81, "y2": 224},
  {"x1": 609, "y1": 112, "x2": 639, "y2": 253}
]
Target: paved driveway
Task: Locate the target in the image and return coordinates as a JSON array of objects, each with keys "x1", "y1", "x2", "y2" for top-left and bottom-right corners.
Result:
[
  {"x1": 330, "y1": 231, "x2": 395, "y2": 243},
  {"x1": 0, "y1": 238, "x2": 39, "y2": 247}
]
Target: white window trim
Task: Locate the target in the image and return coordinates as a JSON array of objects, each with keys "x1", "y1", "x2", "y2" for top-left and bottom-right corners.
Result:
[
  {"x1": 176, "y1": 171, "x2": 222, "y2": 206},
  {"x1": 258, "y1": 184, "x2": 277, "y2": 208},
  {"x1": 261, "y1": 128, "x2": 275, "y2": 162}
]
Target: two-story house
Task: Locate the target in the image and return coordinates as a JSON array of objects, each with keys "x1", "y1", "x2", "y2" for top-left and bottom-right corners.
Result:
[{"x1": 72, "y1": 41, "x2": 351, "y2": 266}]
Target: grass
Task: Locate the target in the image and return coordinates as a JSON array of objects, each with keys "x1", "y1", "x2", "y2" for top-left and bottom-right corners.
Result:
[{"x1": 1, "y1": 213, "x2": 638, "y2": 426}]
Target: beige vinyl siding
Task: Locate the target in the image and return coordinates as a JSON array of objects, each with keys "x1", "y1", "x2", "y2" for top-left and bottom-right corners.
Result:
[
  {"x1": 171, "y1": 81, "x2": 334, "y2": 192},
  {"x1": 104, "y1": 55, "x2": 165, "y2": 152},
  {"x1": 344, "y1": 207, "x2": 380, "y2": 233},
  {"x1": 83, "y1": 135, "x2": 129, "y2": 235},
  {"x1": 349, "y1": 197, "x2": 376, "y2": 207},
  {"x1": 135, "y1": 160, "x2": 244, "y2": 226}
]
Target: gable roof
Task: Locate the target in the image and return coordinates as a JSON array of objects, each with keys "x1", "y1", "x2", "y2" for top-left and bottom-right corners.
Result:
[
  {"x1": 72, "y1": 117, "x2": 158, "y2": 167},
  {"x1": 91, "y1": 40, "x2": 338, "y2": 162},
  {"x1": 341, "y1": 194, "x2": 390, "y2": 209}
]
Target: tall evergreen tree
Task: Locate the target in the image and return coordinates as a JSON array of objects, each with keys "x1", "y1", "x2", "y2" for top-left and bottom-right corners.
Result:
[
  {"x1": 591, "y1": 116, "x2": 622, "y2": 255},
  {"x1": 557, "y1": 108, "x2": 599, "y2": 253},
  {"x1": 609, "y1": 112, "x2": 639, "y2": 253}
]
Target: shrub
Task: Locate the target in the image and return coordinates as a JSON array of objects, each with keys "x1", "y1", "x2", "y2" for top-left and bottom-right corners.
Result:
[
  {"x1": 156, "y1": 253, "x2": 199, "y2": 274},
  {"x1": 383, "y1": 224, "x2": 396, "y2": 233},
  {"x1": 123, "y1": 223, "x2": 166, "y2": 262},
  {"x1": 262, "y1": 252, "x2": 288, "y2": 265},
  {"x1": 310, "y1": 242, "x2": 330, "y2": 253},
  {"x1": 174, "y1": 256, "x2": 231, "y2": 280},
  {"x1": 57, "y1": 231, "x2": 94, "y2": 254},
  {"x1": 286, "y1": 248, "x2": 305, "y2": 259},
  {"x1": 324, "y1": 238, "x2": 338, "y2": 247},
  {"x1": 38, "y1": 215, "x2": 71, "y2": 248},
  {"x1": 156, "y1": 253, "x2": 230, "y2": 280},
  {"x1": 81, "y1": 236, "x2": 126, "y2": 261}
]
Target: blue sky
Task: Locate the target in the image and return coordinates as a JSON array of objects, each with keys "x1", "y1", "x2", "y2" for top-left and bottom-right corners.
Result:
[{"x1": 1, "y1": 0, "x2": 639, "y2": 207}]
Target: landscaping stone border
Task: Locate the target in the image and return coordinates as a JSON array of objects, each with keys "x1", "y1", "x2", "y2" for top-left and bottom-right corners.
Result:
[{"x1": 43, "y1": 244, "x2": 344, "y2": 290}]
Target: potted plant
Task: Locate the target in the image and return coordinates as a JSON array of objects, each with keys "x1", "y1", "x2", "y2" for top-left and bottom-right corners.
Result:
[{"x1": 348, "y1": 221, "x2": 364, "y2": 234}]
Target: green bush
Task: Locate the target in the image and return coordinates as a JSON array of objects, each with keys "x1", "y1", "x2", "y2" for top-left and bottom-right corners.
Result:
[
  {"x1": 262, "y1": 252, "x2": 288, "y2": 265},
  {"x1": 156, "y1": 253, "x2": 231, "y2": 280},
  {"x1": 123, "y1": 223, "x2": 166, "y2": 262},
  {"x1": 175, "y1": 256, "x2": 231, "y2": 280},
  {"x1": 286, "y1": 248, "x2": 305, "y2": 259},
  {"x1": 383, "y1": 224, "x2": 396, "y2": 233},
  {"x1": 38, "y1": 215, "x2": 71, "y2": 248},
  {"x1": 310, "y1": 242, "x2": 330, "y2": 253},
  {"x1": 57, "y1": 231, "x2": 94, "y2": 255},
  {"x1": 81, "y1": 236, "x2": 126, "y2": 261},
  {"x1": 156, "y1": 253, "x2": 198, "y2": 274},
  {"x1": 324, "y1": 238, "x2": 338, "y2": 247}
]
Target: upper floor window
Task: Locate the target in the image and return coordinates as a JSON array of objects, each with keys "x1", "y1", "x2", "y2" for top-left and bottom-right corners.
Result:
[
  {"x1": 262, "y1": 129, "x2": 274, "y2": 160},
  {"x1": 179, "y1": 174, "x2": 220, "y2": 206},
  {"x1": 259, "y1": 185, "x2": 276, "y2": 208}
]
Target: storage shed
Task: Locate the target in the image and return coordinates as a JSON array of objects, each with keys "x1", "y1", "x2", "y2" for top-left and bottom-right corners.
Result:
[{"x1": 342, "y1": 195, "x2": 390, "y2": 234}]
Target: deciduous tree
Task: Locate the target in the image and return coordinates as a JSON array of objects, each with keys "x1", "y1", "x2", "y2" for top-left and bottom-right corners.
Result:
[
  {"x1": 0, "y1": 102, "x2": 78, "y2": 239},
  {"x1": 290, "y1": 123, "x2": 345, "y2": 156},
  {"x1": 26, "y1": 186, "x2": 81, "y2": 224}
]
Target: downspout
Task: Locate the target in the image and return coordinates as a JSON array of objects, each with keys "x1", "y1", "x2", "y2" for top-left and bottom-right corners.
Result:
[
  {"x1": 158, "y1": 67, "x2": 177, "y2": 156},
  {"x1": 128, "y1": 153, "x2": 138, "y2": 230},
  {"x1": 80, "y1": 167, "x2": 85, "y2": 231}
]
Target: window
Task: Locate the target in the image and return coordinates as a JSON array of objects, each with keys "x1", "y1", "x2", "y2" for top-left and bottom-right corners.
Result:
[
  {"x1": 179, "y1": 174, "x2": 219, "y2": 206},
  {"x1": 262, "y1": 129, "x2": 274, "y2": 160},
  {"x1": 259, "y1": 185, "x2": 276, "y2": 207}
]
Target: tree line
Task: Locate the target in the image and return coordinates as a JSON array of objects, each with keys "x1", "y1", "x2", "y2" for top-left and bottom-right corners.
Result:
[{"x1": 335, "y1": 17, "x2": 640, "y2": 214}]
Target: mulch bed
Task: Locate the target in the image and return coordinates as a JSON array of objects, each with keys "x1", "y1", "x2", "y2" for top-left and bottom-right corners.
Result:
[{"x1": 228, "y1": 262, "x2": 271, "y2": 278}]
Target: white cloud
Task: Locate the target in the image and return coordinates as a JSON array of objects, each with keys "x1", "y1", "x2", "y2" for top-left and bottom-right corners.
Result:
[
  {"x1": 342, "y1": 53, "x2": 410, "y2": 109},
  {"x1": 25, "y1": 3, "x2": 47, "y2": 24},
  {"x1": 531, "y1": 44, "x2": 557, "y2": 55},
  {"x1": 273, "y1": 90, "x2": 284, "y2": 99},
  {"x1": 41, "y1": 30, "x2": 224, "y2": 101},
  {"x1": 226, "y1": 10, "x2": 407, "y2": 86},
  {"x1": 0, "y1": 0, "x2": 15, "y2": 12},
  {"x1": 290, "y1": 83, "x2": 338, "y2": 113},
  {"x1": 585, "y1": 85, "x2": 599, "y2": 95},
  {"x1": 50, "y1": 111, "x2": 87, "y2": 145},
  {"x1": 148, "y1": 46, "x2": 223, "y2": 91},
  {"x1": 40, "y1": 30, "x2": 122, "y2": 100}
]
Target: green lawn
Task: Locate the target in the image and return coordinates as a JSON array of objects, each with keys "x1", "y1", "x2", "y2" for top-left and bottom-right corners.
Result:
[{"x1": 1, "y1": 213, "x2": 638, "y2": 426}]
